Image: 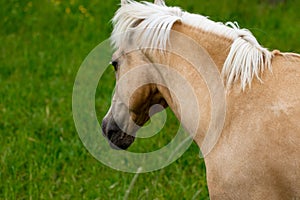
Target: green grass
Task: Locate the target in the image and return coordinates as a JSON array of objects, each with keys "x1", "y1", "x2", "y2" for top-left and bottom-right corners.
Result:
[{"x1": 0, "y1": 0, "x2": 299, "y2": 199}]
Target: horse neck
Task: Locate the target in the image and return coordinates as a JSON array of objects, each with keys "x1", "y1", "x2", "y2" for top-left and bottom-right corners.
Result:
[
  {"x1": 158, "y1": 24, "x2": 232, "y2": 147},
  {"x1": 149, "y1": 23, "x2": 232, "y2": 147},
  {"x1": 172, "y1": 23, "x2": 233, "y2": 71}
]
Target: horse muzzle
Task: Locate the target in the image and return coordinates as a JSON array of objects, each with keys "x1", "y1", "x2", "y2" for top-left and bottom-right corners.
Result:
[{"x1": 101, "y1": 117, "x2": 135, "y2": 150}]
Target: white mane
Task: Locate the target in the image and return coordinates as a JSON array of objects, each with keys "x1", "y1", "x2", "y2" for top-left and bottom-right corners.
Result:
[{"x1": 111, "y1": 0, "x2": 272, "y2": 90}]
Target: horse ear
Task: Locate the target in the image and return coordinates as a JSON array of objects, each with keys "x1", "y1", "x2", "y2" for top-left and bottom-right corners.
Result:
[
  {"x1": 154, "y1": 0, "x2": 166, "y2": 6},
  {"x1": 121, "y1": 0, "x2": 128, "y2": 6}
]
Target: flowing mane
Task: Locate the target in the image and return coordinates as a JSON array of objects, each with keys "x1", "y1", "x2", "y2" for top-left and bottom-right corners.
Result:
[{"x1": 111, "y1": 0, "x2": 273, "y2": 89}]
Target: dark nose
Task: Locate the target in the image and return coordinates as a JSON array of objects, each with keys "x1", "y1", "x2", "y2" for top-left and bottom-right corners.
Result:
[
  {"x1": 102, "y1": 117, "x2": 120, "y2": 139},
  {"x1": 101, "y1": 118, "x2": 117, "y2": 141},
  {"x1": 101, "y1": 118, "x2": 108, "y2": 137},
  {"x1": 101, "y1": 117, "x2": 135, "y2": 150}
]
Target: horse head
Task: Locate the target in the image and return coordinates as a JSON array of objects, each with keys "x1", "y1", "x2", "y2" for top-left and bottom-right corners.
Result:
[{"x1": 102, "y1": 0, "x2": 168, "y2": 150}]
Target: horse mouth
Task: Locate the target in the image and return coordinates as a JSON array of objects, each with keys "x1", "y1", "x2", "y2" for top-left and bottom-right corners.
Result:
[
  {"x1": 101, "y1": 119, "x2": 135, "y2": 150},
  {"x1": 107, "y1": 130, "x2": 135, "y2": 150}
]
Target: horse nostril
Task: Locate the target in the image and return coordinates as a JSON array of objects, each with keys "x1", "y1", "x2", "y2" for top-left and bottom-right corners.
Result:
[
  {"x1": 107, "y1": 130, "x2": 114, "y2": 140},
  {"x1": 101, "y1": 119, "x2": 108, "y2": 136}
]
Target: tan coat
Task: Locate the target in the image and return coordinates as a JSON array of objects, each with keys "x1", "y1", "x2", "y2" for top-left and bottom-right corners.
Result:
[{"x1": 104, "y1": 1, "x2": 300, "y2": 199}]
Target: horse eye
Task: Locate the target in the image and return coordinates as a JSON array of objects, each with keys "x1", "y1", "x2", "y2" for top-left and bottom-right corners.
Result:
[{"x1": 111, "y1": 61, "x2": 118, "y2": 71}]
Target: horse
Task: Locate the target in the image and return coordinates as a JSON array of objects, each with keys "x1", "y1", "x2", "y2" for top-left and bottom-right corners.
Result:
[{"x1": 101, "y1": 0, "x2": 300, "y2": 199}]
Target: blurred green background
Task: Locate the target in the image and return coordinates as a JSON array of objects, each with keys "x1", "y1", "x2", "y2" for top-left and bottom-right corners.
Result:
[{"x1": 0, "y1": 0, "x2": 299, "y2": 199}]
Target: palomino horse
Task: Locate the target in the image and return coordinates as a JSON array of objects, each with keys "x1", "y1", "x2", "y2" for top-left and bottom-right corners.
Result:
[{"x1": 101, "y1": 0, "x2": 300, "y2": 199}]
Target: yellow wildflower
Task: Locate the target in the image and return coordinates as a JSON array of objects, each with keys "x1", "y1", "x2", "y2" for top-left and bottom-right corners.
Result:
[
  {"x1": 79, "y1": 5, "x2": 87, "y2": 14},
  {"x1": 65, "y1": 7, "x2": 71, "y2": 14},
  {"x1": 51, "y1": 0, "x2": 61, "y2": 6}
]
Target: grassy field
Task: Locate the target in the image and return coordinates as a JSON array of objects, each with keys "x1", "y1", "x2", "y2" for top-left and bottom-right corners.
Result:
[{"x1": 0, "y1": 0, "x2": 299, "y2": 199}]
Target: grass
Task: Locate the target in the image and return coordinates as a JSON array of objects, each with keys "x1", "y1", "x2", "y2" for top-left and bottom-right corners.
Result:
[{"x1": 0, "y1": 0, "x2": 299, "y2": 199}]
